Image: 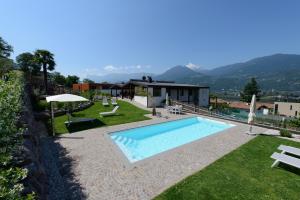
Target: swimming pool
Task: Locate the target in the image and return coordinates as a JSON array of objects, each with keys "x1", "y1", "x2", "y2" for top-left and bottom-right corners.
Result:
[{"x1": 110, "y1": 117, "x2": 235, "y2": 163}]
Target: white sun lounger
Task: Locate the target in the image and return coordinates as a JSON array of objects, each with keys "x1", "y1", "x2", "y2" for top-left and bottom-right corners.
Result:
[
  {"x1": 100, "y1": 106, "x2": 119, "y2": 117},
  {"x1": 278, "y1": 145, "x2": 300, "y2": 157},
  {"x1": 111, "y1": 97, "x2": 118, "y2": 105},
  {"x1": 271, "y1": 152, "x2": 300, "y2": 169},
  {"x1": 102, "y1": 97, "x2": 109, "y2": 106}
]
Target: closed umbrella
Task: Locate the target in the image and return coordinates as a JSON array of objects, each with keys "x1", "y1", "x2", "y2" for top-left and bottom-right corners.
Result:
[
  {"x1": 46, "y1": 94, "x2": 89, "y2": 136},
  {"x1": 165, "y1": 93, "x2": 169, "y2": 107},
  {"x1": 247, "y1": 94, "x2": 256, "y2": 134}
]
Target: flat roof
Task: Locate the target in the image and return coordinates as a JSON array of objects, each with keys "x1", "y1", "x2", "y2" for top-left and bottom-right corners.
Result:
[
  {"x1": 275, "y1": 102, "x2": 300, "y2": 105},
  {"x1": 129, "y1": 81, "x2": 209, "y2": 88}
]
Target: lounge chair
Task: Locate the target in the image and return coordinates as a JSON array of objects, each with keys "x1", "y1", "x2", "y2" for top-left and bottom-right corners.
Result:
[
  {"x1": 102, "y1": 97, "x2": 109, "y2": 106},
  {"x1": 278, "y1": 144, "x2": 300, "y2": 156},
  {"x1": 64, "y1": 113, "x2": 96, "y2": 127},
  {"x1": 271, "y1": 153, "x2": 300, "y2": 169},
  {"x1": 100, "y1": 106, "x2": 119, "y2": 117},
  {"x1": 270, "y1": 145, "x2": 300, "y2": 169},
  {"x1": 111, "y1": 97, "x2": 118, "y2": 105}
]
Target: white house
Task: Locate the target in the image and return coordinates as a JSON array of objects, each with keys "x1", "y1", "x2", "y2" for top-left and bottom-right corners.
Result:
[{"x1": 122, "y1": 79, "x2": 209, "y2": 108}]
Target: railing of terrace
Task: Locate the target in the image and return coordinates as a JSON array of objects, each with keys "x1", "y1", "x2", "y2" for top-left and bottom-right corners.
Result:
[{"x1": 170, "y1": 99, "x2": 300, "y2": 134}]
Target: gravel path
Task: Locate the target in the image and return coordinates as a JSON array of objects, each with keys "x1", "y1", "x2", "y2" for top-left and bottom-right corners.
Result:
[{"x1": 40, "y1": 137, "x2": 67, "y2": 200}]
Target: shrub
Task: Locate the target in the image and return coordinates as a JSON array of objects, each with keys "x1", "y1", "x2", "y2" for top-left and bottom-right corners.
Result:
[
  {"x1": 287, "y1": 118, "x2": 300, "y2": 128},
  {"x1": 280, "y1": 129, "x2": 292, "y2": 138},
  {"x1": 81, "y1": 90, "x2": 95, "y2": 100},
  {"x1": 0, "y1": 71, "x2": 34, "y2": 199}
]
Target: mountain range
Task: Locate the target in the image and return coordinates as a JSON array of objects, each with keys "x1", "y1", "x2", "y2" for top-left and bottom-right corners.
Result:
[
  {"x1": 88, "y1": 54, "x2": 300, "y2": 91},
  {"x1": 87, "y1": 72, "x2": 154, "y2": 83}
]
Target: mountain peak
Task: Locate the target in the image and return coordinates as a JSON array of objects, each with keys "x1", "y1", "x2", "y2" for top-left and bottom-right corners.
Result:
[{"x1": 155, "y1": 65, "x2": 202, "y2": 82}]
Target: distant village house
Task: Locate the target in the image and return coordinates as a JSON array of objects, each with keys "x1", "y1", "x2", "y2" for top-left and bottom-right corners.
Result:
[{"x1": 274, "y1": 102, "x2": 300, "y2": 117}]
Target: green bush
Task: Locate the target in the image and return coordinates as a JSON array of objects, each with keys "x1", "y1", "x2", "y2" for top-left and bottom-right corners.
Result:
[
  {"x1": 280, "y1": 129, "x2": 292, "y2": 138},
  {"x1": 81, "y1": 90, "x2": 96, "y2": 100},
  {"x1": 287, "y1": 118, "x2": 300, "y2": 128},
  {"x1": 0, "y1": 71, "x2": 34, "y2": 199},
  {"x1": 34, "y1": 100, "x2": 49, "y2": 111},
  {"x1": 33, "y1": 99, "x2": 66, "y2": 112}
]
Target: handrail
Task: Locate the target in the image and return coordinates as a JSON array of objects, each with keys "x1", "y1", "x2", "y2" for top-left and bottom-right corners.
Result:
[{"x1": 170, "y1": 99, "x2": 300, "y2": 134}]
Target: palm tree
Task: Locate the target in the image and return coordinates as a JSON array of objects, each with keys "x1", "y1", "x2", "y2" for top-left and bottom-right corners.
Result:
[
  {"x1": 34, "y1": 50, "x2": 56, "y2": 94},
  {"x1": 16, "y1": 52, "x2": 41, "y2": 82}
]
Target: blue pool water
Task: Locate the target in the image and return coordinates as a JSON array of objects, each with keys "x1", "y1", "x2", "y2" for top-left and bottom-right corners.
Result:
[{"x1": 110, "y1": 117, "x2": 234, "y2": 162}]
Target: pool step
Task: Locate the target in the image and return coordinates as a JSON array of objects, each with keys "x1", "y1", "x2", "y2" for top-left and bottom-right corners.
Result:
[{"x1": 115, "y1": 136, "x2": 138, "y2": 147}]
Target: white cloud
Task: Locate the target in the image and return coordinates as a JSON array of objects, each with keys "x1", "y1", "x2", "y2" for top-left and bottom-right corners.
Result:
[
  {"x1": 81, "y1": 64, "x2": 152, "y2": 79},
  {"x1": 103, "y1": 64, "x2": 151, "y2": 73},
  {"x1": 186, "y1": 62, "x2": 200, "y2": 70},
  {"x1": 104, "y1": 65, "x2": 118, "y2": 72},
  {"x1": 81, "y1": 68, "x2": 103, "y2": 78}
]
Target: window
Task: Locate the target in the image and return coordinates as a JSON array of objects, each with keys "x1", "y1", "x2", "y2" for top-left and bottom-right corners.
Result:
[
  {"x1": 295, "y1": 111, "x2": 298, "y2": 117},
  {"x1": 180, "y1": 89, "x2": 184, "y2": 96},
  {"x1": 274, "y1": 104, "x2": 278, "y2": 114},
  {"x1": 188, "y1": 89, "x2": 192, "y2": 96},
  {"x1": 153, "y1": 88, "x2": 161, "y2": 97},
  {"x1": 290, "y1": 105, "x2": 293, "y2": 110}
]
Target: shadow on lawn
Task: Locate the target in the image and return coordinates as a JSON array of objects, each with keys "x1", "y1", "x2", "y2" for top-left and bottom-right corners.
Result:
[
  {"x1": 278, "y1": 163, "x2": 300, "y2": 176},
  {"x1": 66, "y1": 119, "x2": 106, "y2": 133}
]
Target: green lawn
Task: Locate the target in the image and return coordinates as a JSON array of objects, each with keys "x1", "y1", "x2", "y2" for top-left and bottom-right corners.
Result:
[
  {"x1": 54, "y1": 100, "x2": 151, "y2": 134},
  {"x1": 155, "y1": 136, "x2": 300, "y2": 200}
]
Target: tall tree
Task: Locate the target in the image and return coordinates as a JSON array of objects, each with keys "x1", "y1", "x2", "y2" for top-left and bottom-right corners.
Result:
[
  {"x1": 65, "y1": 75, "x2": 80, "y2": 88},
  {"x1": 240, "y1": 77, "x2": 260, "y2": 103},
  {"x1": 34, "y1": 50, "x2": 56, "y2": 94},
  {"x1": 0, "y1": 37, "x2": 14, "y2": 76},
  {"x1": 16, "y1": 52, "x2": 40, "y2": 75},
  {"x1": 51, "y1": 72, "x2": 66, "y2": 85},
  {"x1": 0, "y1": 37, "x2": 13, "y2": 58},
  {"x1": 82, "y1": 78, "x2": 95, "y2": 83},
  {"x1": 0, "y1": 58, "x2": 14, "y2": 77}
]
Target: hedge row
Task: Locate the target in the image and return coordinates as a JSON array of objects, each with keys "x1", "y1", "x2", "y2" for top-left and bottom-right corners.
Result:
[{"x1": 0, "y1": 71, "x2": 34, "y2": 199}]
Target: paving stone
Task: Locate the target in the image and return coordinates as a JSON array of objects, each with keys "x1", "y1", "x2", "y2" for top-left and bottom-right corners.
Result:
[{"x1": 56, "y1": 112, "x2": 267, "y2": 200}]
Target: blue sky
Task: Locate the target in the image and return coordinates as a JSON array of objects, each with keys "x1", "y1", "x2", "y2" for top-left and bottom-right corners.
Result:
[{"x1": 1, "y1": 0, "x2": 300, "y2": 78}]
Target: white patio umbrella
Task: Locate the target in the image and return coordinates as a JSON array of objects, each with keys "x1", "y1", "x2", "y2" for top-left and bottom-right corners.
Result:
[
  {"x1": 46, "y1": 94, "x2": 89, "y2": 136},
  {"x1": 247, "y1": 94, "x2": 256, "y2": 134},
  {"x1": 165, "y1": 93, "x2": 169, "y2": 107}
]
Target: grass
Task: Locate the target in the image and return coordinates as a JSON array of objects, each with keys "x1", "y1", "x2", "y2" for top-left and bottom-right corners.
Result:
[
  {"x1": 155, "y1": 136, "x2": 300, "y2": 200},
  {"x1": 54, "y1": 100, "x2": 151, "y2": 134}
]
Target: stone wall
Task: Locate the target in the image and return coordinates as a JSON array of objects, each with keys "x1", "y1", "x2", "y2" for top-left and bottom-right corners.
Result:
[{"x1": 15, "y1": 84, "x2": 49, "y2": 199}]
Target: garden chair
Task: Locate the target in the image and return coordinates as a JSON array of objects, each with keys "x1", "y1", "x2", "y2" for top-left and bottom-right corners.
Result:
[
  {"x1": 102, "y1": 96, "x2": 109, "y2": 106},
  {"x1": 111, "y1": 97, "x2": 118, "y2": 105}
]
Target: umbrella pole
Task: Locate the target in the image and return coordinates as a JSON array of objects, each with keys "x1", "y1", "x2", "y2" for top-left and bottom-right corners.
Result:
[{"x1": 51, "y1": 102, "x2": 55, "y2": 136}]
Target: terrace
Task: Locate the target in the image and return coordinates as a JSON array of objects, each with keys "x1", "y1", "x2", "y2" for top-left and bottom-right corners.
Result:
[{"x1": 44, "y1": 93, "x2": 300, "y2": 199}]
